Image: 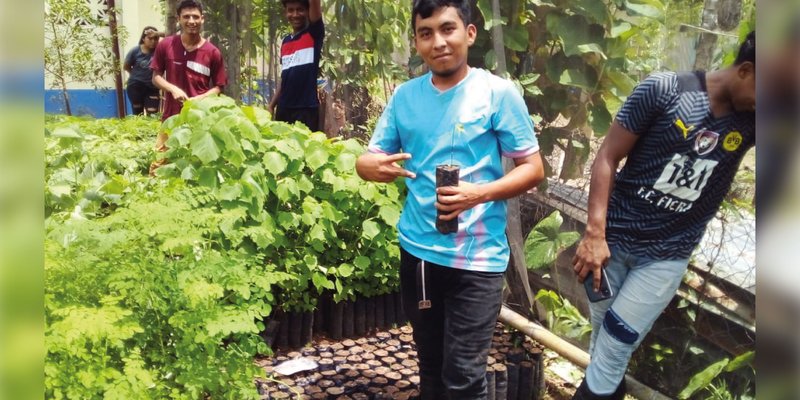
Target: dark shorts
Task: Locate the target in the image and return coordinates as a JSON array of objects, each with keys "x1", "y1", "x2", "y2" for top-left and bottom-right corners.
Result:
[
  {"x1": 275, "y1": 106, "x2": 320, "y2": 132},
  {"x1": 126, "y1": 81, "x2": 160, "y2": 116}
]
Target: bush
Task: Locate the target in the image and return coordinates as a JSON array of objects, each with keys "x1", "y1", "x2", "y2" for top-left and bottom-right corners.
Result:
[{"x1": 45, "y1": 96, "x2": 404, "y2": 398}]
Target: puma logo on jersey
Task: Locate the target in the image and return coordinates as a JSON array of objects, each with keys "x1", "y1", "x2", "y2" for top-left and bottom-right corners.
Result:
[{"x1": 675, "y1": 118, "x2": 695, "y2": 139}]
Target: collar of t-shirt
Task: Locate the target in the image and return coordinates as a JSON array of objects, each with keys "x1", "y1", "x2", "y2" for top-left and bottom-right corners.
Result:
[{"x1": 429, "y1": 67, "x2": 474, "y2": 95}]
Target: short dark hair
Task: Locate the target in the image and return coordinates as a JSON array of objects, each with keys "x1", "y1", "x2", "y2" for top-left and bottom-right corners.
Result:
[
  {"x1": 733, "y1": 31, "x2": 755, "y2": 66},
  {"x1": 177, "y1": 0, "x2": 204, "y2": 15},
  {"x1": 281, "y1": 0, "x2": 310, "y2": 8},
  {"x1": 411, "y1": 0, "x2": 471, "y2": 32},
  {"x1": 139, "y1": 26, "x2": 158, "y2": 44}
]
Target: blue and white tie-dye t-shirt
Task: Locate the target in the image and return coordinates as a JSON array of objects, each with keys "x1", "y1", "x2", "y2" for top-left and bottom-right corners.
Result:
[{"x1": 367, "y1": 68, "x2": 539, "y2": 272}]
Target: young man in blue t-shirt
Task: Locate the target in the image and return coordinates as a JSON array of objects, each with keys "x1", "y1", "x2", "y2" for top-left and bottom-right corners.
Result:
[
  {"x1": 356, "y1": 0, "x2": 545, "y2": 398},
  {"x1": 570, "y1": 32, "x2": 755, "y2": 400},
  {"x1": 268, "y1": 0, "x2": 324, "y2": 132}
]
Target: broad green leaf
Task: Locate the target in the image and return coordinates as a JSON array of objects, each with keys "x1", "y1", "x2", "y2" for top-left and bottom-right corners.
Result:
[
  {"x1": 210, "y1": 115, "x2": 241, "y2": 152},
  {"x1": 524, "y1": 211, "x2": 579, "y2": 270},
  {"x1": 378, "y1": 205, "x2": 401, "y2": 226},
  {"x1": 476, "y1": 0, "x2": 493, "y2": 30},
  {"x1": 354, "y1": 256, "x2": 370, "y2": 270},
  {"x1": 559, "y1": 68, "x2": 595, "y2": 90},
  {"x1": 503, "y1": 25, "x2": 529, "y2": 52},
  {"x1": 277, "y1": 212, "x2": 299, "y2": 229},
  {"x1": 575, "y1": 43, "x2": 607, "y2": 59},
  {"x1": 362, "y1": 220, "x2": 380, "y2": 240},
  {"x1": 234, "y1": 116, "x2": 260, "y2": 140},
  {"x1": 273, "y1": 139, "x2": 303, "y2": 160},
  {"x1": 242, "y1": 105, "x2": 271, "y2": 127},
  {"x1": 518, "y1": 73, "x2": 540, "y2": 86},
  {"x1": 218, "y1": 183, "x2": 242, "y2": 201},
  {"x1": 245, "y1": 224, "x2": 275, "y2": 249},
  {"x1": 190, "y1": 131, "x2": 220, "y2": 164},
  {"x1": 305, "y1": 142, "x2": 329, "y2": 170},
  {"x1": 484, "y1": 49, "x2": 497, "y2": 70},
  {"x1": 197, "y1": 166, "x2": 218, "y2": 188},
  {"x1": 263, "y1": 152, "x2": 288, "y2": 176},
  {"x1": 49, "y1": 184, "x2": 72, "y2": 197},
  {"x1": 359, "y1": 184, "x2": 378, "y2": 201},
  {"x1": 338, "y1": 263, "x2": 354, "y2": 277},
  {"x1": 296, "y1": 175, "x2": 314, "y2": 193},
  {"x1": 589, "y1": 103, "x2": 613, "y2": 135},
  {"x1": 534, "y1": 289, "x2": 562, "y2": 311},
  {"x1": 610, "y1": 22, "x2": 633, "y2": 38},
  {"x1": 335, "y1": 278, "x2": 343, "y2": 295},
  {"x1": 309, "y1": 223, "x2": 326, "y2": 242},
  {"x1": 181, "y1": 106, "x2": 206, "y2": 125},
  {"x1": 678, "y1": 358, "x2": 729, "y2": 399},
  {"x1": 725, "y1": 351, "x2": 754, "y2": 372},
  {"x1": 51, "y1": 126, "x2": 82, "y2": 138},
  {"x1": 312, "y1": 272, "x2": 333, "y2": 291},
  {"x1": 334, "y1": 153, "x2": 356, "y2": 172},
  {"x1": 169, "y1": 126, "x2": 192, "y2": 147},
  {"x1": 303, "y1": 254, "x2": 318, "y2": 268},
  {"x1": 604, "y1": 70, "x2": 637, "y2": 96},
  {"x1": 625, "y1": 1, "x2": 663, "y2": 18},
  {"x1": 573, "y1": 0, "x2": 608, "y2": 23},
  {"x1": 547, "y1": 14, "x2": 592, "y2": 58}
]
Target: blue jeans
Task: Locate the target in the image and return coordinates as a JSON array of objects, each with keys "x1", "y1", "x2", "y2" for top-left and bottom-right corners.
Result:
[
  {"x1": 584, "y1": 247, "x2": 689, "y2": 395},
  {"x1": 400, "y1": 247, "x2": 504, "y2": 400}
]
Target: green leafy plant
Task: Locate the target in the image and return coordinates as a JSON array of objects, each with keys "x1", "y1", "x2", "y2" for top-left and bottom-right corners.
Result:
[
  {"x1": 45, "y1": 97, "x2": 406, "y2": 398},
  {"x1": 678, "y1": 351, "x2": 754, "y2": 399},
  {"x1": 45, "y1": 115, "x2": 157, "y2": 221},
  {"x1": 524, "y1": 210, "x2": 580, "y2": 270},
  {"x1": 155, "y1": 95, "x2": 403, "y2": 307},
  {"x1": 46, "y1": 185, "x2": 285, "y2": 399},
  {"x1": 534, "y1": 289, "x2": 591, "y2": 342}
]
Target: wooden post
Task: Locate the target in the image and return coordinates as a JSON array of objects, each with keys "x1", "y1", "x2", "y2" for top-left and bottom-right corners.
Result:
[{"x1": 106, "y1": 0, "x2": 126, "y2": 118}]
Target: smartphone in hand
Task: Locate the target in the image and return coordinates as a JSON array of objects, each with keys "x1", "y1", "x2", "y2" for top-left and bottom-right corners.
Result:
[{"x1": 584, "y1": 268, "x2": 613, "y2": 302}]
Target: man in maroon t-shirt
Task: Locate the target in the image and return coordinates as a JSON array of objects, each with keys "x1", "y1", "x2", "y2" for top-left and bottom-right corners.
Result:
[{"x1": 150, "y1": 0, "x2": 227, "y2": 173}]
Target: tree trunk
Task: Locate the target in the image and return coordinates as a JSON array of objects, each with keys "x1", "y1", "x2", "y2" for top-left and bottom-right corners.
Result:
[
  {"x1": 490, "y1": 0, "x2": 507, "y2": 75},
  {"x1": 717, "y1": 0, "x2": 742, "y2": 30},
  {"x1": 694, "y1": 0, "x2": 720, "y2": 71},
  {"x1": 107, "y1": 0, "x2": 126, "y2": 118},
  {"x1": 60, "y1": 87, "x2": 72, "y2": 116},
  {"x1": 223, "y1": 3, "x2": 241, "y2": 101},
  {"x1": 165, "y1": 0, "x2": 179, "y2": 35}
]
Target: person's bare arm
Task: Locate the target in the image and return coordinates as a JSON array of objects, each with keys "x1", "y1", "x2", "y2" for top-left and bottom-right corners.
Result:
[
  {"x1": 356, "y1": 152, "x2": 416, "y2": 182},
  {"x1": 436, "y1": 151, "x2": 545, "y2": 219},
  {"x1": 572, "y1": 120, "x2": 640, "y2": 290},
  {"x1": 309, "y1": 0, "x2": 322, "y2": 22},
  {"x1": 152, "y1": 71, "x2": 188, "y2": 102}
]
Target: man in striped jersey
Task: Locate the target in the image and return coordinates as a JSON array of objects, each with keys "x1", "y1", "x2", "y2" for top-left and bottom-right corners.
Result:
[
  {"x1": 570, "y1": 32, "x2": 755, "y2": 400},
  {"x1": 269, "y1": 0, "x2": 324, "y2": 132}
]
